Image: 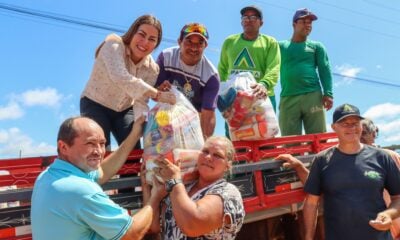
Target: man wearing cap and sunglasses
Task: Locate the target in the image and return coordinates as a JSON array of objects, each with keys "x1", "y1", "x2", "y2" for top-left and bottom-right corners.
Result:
[
  {"x1": 301, "y1": 103, "x2": 400, "y2": 240},
  {"x1": 155, "y1": 23, "x2": 219, "y2": 140},
  {"x1": 279, "y1": 8, "x2": 333, "y2": 137},
  {"x1": 218, "y1": 5, "x2": 281, "y2": 111}
]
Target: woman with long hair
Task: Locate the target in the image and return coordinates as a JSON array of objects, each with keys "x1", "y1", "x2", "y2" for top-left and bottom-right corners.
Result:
[{"x1": 81, "y1": 15, "x2": 175, "y2": 150}]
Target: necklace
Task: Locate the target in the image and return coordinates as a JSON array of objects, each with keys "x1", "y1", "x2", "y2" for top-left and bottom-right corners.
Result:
[
  {"x1": 179, "y1": 57, "x2": 199, "y2": 96},
  {"x1": 183, "y1": 76, "x2": 193, "y2": 95}
]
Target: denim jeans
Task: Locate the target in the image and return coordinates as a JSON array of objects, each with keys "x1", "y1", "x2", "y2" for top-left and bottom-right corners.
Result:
[{"x1": 80, "y1": 97, "x2": 141, "y2": 150}]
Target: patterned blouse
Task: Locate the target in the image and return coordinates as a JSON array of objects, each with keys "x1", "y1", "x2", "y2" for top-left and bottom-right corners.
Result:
[
  {"x1": 81, "y1": 34, "x2": 159, "y2": 120},
  {"x1": 162, "y1": 179, "x2": 245, "y2": 240}
]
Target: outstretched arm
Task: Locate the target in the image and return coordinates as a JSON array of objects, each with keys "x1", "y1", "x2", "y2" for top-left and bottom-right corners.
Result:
[
  {"x1": 140, "y1": 164, "x2": 167, "y2": 234},
  {"x1": 121, "y1": 182, "x2": 164, "y2": 240},
  {"x1": 275, "y1": 154, "x2": 309, "y2": 184},
  {"x1": 200, "y1": 109, "x2": 216, "y2": 140},
  {"x1": 97, "y1": 116, "x2": 145, "y2": 185}
]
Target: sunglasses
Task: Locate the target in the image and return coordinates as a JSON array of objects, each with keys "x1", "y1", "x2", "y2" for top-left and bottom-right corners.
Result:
[{"x1": 183, "y1": 24, "x2": 209, "y2": 39}]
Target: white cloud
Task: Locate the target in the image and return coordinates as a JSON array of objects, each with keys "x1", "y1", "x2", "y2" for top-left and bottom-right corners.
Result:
[
  {"x1": 20, "y1": 88, "x2": 63, "y2": 107},
  {"x1": 375, "y1": 124, "x2": 400, "y2": 147},
  {"x1": 336, "y1": 64, "x2": 362, "y2": 78},
  {"x1": 363, "y1": 103, "x2": 400, "y2": 120},
  {"x1": 334, "y1": 64, "x2": 362, "y2": 87},
  {"x1": 0, "y1": 131, "x2": 7, "y2": 142},
  {"x1": 385, "y1": 134, "x2": 400, "y2": 143},
  {"x1": 376, "y1": 65, "x2": 382, "y2": 70},
  {"x1": 376, "y1": 119, "x2": 400, "y2": 134},
  {"x1": 0, "y1": 128, "x2": 56, "y2": 158},
  {"x1": 0, "y1": 102, "x2": 24, "y2": 120},
  {"x1": 0, "y1": 88, "x2": 64, "y2": 121}
]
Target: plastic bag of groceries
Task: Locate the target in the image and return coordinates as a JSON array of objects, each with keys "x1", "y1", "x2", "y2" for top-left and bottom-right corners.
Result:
[
  {"x1": 143, "y1": 87, "x2": 204, "y2": 184},
  {"x1": 217, "y1": 72, "x2": 280, "y2": 141},
  {"x1": 145, "y1": 148, "x2": 201, "y2": 184}
]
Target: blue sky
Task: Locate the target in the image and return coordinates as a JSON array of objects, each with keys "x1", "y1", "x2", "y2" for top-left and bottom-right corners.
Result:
[{"x1": 1, "y1": 0, "x2": 400, "y2": 158}]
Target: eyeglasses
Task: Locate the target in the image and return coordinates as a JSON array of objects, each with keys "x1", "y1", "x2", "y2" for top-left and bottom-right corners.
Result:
[
  {"x1": 337, "y1": 121, "x2": 361, "y2": 128},
  {"x1": 241, "y1": 15, "x2": 259, "y2": 21}
]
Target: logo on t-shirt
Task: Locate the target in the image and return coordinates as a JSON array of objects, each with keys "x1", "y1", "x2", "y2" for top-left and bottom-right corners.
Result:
[
  {"x1": 364, "y1": 170, "x2": 381, "y2": 180},
  {"x1": 233, "y1": 48, "x2": 255, "y2": 68},
  {"x1": 230, "y1": 48, "x2": 261, "y2": 79},
  {"x1": 229, "y1": 69, "x2": 261, "y2": 79},
  {"x1": 305, "y1": 46, "x2": 315, "y2": 53}
]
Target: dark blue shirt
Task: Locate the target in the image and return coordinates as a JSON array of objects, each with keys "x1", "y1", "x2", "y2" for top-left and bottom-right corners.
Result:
[{"x1": 304, "y1": 145, "x2": 400, "y2": 240}]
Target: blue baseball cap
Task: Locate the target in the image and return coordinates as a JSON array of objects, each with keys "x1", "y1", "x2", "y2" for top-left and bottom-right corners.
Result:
[
  {"x1": 293, "y1": 8, "x2": 318, "y2": 22},
  {"x1": 333, "y1": 103, "x2": 364, "y2": 123}
]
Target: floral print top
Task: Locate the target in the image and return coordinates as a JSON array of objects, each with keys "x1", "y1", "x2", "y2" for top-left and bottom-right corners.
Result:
[
  {"x1": 162, "y1": 179, "x2": 245, "y2": 240},
  {"x1": 81, "y1": 34, "x2": 159, "y2": 120}
]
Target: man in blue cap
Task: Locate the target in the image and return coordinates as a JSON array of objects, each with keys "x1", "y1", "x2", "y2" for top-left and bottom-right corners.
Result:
[
  {"x1": 303, "y1": 103, "x2": 400, "y2": 240},
  {"x1": 279, "y1": 8, "x2": 333, "y2": 137}
]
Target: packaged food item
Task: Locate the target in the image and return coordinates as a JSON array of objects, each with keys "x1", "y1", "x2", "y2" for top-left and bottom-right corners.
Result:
[
  {"x1": 143, "y1": 87, "x2": 204, "y2": 184},
  {"x1": 172, "y1": 148, "x2": 201, "y2": 183},
  {"x1": 218, "y1": 72, "x2": 280, "y2": 140},
  {"x1": 144, "y1": 149, "x2": 201, "y2": 184}
]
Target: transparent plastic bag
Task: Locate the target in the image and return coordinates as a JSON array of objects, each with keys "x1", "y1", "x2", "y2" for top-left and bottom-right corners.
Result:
[
  {"x1": 144, "y1": 149, "x2": 200, "y2": 184},
  {"x1": 143, "y1": 87, "x2": 204, "y2": 184},
  {"x1": 218, "y1": 72, "x2": 280, "y2": 140}
]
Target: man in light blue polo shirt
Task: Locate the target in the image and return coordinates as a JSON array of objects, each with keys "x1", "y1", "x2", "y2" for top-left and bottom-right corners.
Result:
[{"x1": 31, "y1": 116, "x2": 162, "y2": 240}]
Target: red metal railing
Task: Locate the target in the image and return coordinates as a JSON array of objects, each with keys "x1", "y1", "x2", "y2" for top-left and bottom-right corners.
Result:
[{"x1": 0, "y1": 132, "x2": 338, "y2": 239}]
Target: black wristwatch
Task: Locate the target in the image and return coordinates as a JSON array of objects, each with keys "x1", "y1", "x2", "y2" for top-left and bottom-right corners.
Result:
[{"x1": 165, "y1": 178, "x2": 183, "y2": 193}]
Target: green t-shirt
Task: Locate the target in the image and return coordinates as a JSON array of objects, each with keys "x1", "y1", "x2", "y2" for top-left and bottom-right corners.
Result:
[
  {"x1": 279, "y1": 39, "x2": 333, "y2": 97},
  {"x1": 218, "y1": 33, "x2": 281, "y2": 96}
]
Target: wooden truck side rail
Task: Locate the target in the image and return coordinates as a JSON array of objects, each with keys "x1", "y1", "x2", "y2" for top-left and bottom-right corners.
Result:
[{"x1": 0, "y1": 132, "x2": 338, "y2": 239}]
